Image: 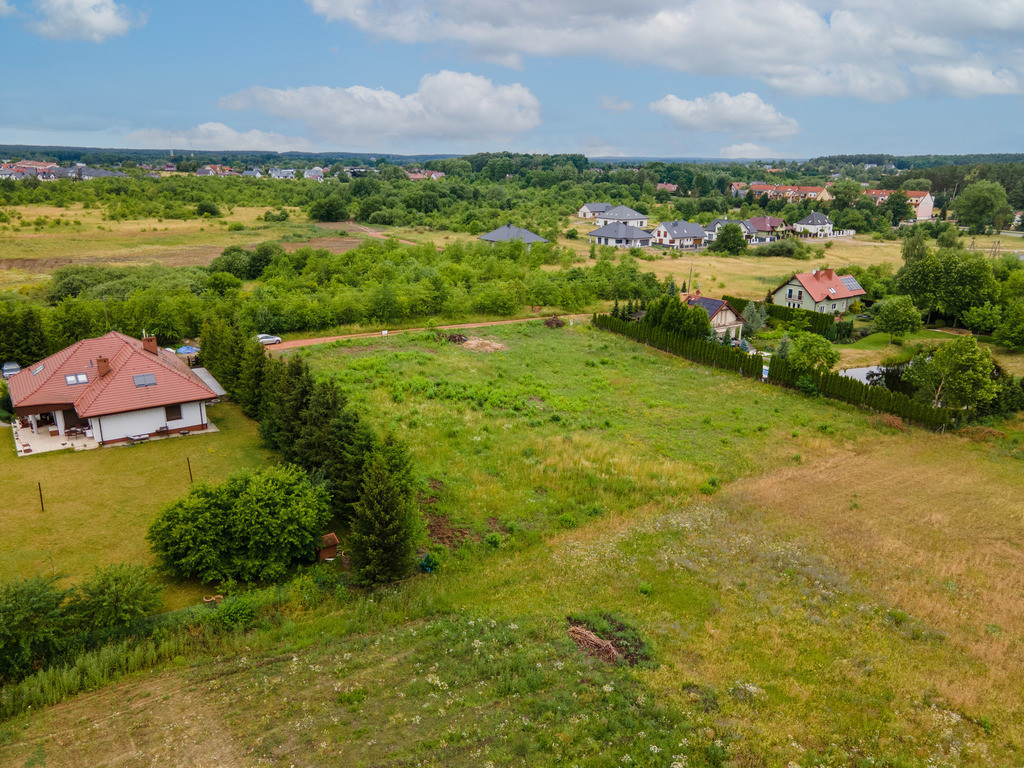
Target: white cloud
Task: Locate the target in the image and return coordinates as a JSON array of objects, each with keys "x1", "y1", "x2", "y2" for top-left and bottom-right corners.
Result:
[
  {"x1": 220, "y1": 71, "x2": 541, "y2": 148},
  {"x1": 124, "y1": 123, "x2": 318, "y2": 152},
  {"x1": 304, "y1": 0, "x2": 1024, "y2": 100},
  {"x1": 0, "y1": 1, "x2": 15, "y2": 17},
  {"x1": 651, "y1": 92, "x2": 800, "y2": 141},
  {"x1": 911, "y1": 63, "x2": 1022, "y2": 97},
  {"x1": 719, "y1": 142, "x2": 774, "y2": 159},
  {"x1": 599, "y1": 96, "x2": 633, "y2": 113},
  {"x1": 29, "y1": 0, "x2": 141, "y2": 42}
]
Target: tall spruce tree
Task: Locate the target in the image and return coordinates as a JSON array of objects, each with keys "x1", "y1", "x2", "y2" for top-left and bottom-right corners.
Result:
[{"x1": 349, "y1": 434, "x2": 421, "y2": 585}]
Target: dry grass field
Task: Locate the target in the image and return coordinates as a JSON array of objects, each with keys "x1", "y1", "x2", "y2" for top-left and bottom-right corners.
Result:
[{"x1": 0, "y1": 205, "x2": 328, "y2": 291}]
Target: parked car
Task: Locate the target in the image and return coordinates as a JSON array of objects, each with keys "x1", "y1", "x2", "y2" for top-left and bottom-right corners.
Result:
[
  {"x1": 2, "y1": 361, "x2": 21, "y2": 379},
  {"x1": 255, "y1": 334, "x2": 282, "y2": 345}
]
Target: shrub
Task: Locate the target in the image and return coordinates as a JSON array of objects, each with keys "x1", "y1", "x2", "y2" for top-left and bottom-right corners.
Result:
[
  {"x1": 0, "y1": 575, "x2": 72, "y2": 684},
  {"x1": 195, "y1": 200, "x2": 221, "y2": 217},
  {"x1": 227, "y1": 222, "x2": 244, "y2": 231},
  {"x1": 70, "y1": 564, "x2": 163, "y2": 638},
  {"x1": 148, "y1": 465, "x2": 331, "y2": 585}
]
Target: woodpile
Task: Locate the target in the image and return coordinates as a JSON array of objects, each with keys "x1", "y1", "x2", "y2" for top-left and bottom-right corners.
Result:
[{"x1": 567, "y1": 624, "x2": 622, "y2": 664}]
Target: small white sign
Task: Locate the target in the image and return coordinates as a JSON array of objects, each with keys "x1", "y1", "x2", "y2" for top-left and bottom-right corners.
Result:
[{"x1": 381, "y1": 330, "x2": 388, "y2": 337}]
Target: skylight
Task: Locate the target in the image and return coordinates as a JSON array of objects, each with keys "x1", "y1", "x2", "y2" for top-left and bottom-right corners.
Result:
[
  {"x1": 31, "y1": 364, "x2": 44, "y2": 375},
  {"x1": 133, "y1": 373, "x2": 157, "y2": 388},
  {"x1": 65, "y1": 373, "x2": 88, "y2": 385}
]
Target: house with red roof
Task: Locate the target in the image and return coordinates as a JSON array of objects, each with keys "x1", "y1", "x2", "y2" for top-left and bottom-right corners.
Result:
[
  {"x1": 770, "y1": 269, "x2": 866, "y2": 314},
  {"x1": 863, "y1": 189, "x2": 934, "y2": 220},
  {"x1": 8, "y1": 331, "x2": 218, "y2": 449}
]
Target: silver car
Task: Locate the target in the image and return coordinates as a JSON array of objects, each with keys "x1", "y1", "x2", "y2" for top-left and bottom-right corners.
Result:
[{"x1": 255, "y1": 333, "x2": 282, "y2": 345}]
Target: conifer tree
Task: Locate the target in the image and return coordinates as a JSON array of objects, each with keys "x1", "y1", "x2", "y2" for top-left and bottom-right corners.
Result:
[{"x1": 350, "y1": 434, "x2": 422, "y2": 585}]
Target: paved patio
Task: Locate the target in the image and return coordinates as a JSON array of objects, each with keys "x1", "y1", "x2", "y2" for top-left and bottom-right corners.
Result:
[{"x1": 10, "y1": 421, "x2": 219, "y2": 457}]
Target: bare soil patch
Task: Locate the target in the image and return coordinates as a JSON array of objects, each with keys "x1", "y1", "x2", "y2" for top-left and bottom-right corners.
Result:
[
  {"x1": 281, "y1": 236, "x2": 362, "y2": 253},
  {"x1": 425, "y1": 513, "x2": 471, "y2": 547},
  {"x1": 566, "y1": 613, "x2": 651, "y2": 666},
  {"x1": 462, "y1": 337, "x2": 508, "y2": 353}
]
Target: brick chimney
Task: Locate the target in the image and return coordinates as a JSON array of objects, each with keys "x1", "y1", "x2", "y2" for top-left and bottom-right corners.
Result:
[
  {"x1": 694, "y1": 289, "x2": 701, "y2": 297},
  {"x1": 96, "y1": 356, "x2": 110, "y2": 378},
  {"x1": 142, "y1": 336, "x2": 159, "y2": 354}
]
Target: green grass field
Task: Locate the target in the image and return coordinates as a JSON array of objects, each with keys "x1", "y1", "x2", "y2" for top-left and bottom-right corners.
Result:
[
  {"x1": 6, "y1": 286, "x2": 1024, "y2": 765},
  {"x1": 0, "y1": 403, "x2": 275, "y2": 608},
  {"x1": 3, "y1": 315, "x2": 1024, "y2": 766}
]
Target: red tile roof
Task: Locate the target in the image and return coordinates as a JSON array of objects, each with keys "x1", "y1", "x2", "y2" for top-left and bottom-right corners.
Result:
[
  {"x1": 9, "y1": 331, "x2": 215, "y2": 417},
  {"x1": 788, "y1": 269, "x2": 866, "y2": 303}
]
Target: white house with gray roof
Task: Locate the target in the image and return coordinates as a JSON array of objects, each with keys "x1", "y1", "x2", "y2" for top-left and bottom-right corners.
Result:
[
  {"x1": 650, "y1": 220, "x2": 707, "y2": 249},
  {"x1": 592, "y1": 205, "x2": 648, "y2": 228},
  {"x1": 587, "y1": 221, "x2": 652, "y2": 248},
  {"x1": 705, "y1": 219, "x2": 756, "y2": 242},
  {"x1": 578, "y1": 202, "x2": 612, "y2": 218},
  {"x1": 793, "y1": 212, "x2": 834, "y2": 237}
]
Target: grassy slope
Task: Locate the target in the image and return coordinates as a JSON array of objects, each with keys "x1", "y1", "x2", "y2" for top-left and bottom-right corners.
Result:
[
  {"x1": 0, "y1": 403, "x2": 275, "y2": 608},
  {"x1": 4, "y1": 323, "x2": 1022, "y2": 766}
]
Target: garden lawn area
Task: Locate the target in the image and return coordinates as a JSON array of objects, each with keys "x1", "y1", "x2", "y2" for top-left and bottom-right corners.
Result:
[
  {"x1": 0, "y1": 403, "x2": 274, "y2": 609},
  {"x1": 839, "y1": 329, "x2": 1024, "y2": 372}
]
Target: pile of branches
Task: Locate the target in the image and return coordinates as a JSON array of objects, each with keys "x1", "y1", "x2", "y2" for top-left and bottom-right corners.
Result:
[
  {"x1": 544, "y1": 315, "x2": 566, "y2": 328},
  {"x1": 567, "y1": 624, "x2": 622, "y2": 664},
  {"x1": 435, "y1": 331, "x2": 467, "y2": 343}
]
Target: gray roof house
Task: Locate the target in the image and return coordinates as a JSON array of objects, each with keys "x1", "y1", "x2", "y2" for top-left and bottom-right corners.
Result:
[
  {"x1": 705, "y1": 219, "x2": 756, "y2": 240},
  {"x1": 587, "y1": 221, "x2": 652, "y2": 248},
  {"x1": 793, "y1": 211, "x2": 834, "y2": 237},
  {"x1": 651, "y1": 220, "x2": 707, "y2": 249},
  {"x1": 593, "y1": 205, "x2": 648, "y2": 227},
  {"x1": 478, "y1": 224, "x2": 549, "y2": 248},
  {"x1": 242, "y1": 168, "x2": 263, "y2": 178},
  {"x1": 578, "y1": 202, "x2": 612, "y2": 218}
]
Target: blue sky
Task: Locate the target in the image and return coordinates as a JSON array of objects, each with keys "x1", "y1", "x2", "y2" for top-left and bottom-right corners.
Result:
[{"x1": 1, "y1": 0, "x2": 1022, "y2": 159}]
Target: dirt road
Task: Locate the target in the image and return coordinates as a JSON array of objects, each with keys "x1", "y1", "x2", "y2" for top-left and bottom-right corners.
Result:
[{"x1": 270, "y1": 315, "x2": 590, "y2": 352}]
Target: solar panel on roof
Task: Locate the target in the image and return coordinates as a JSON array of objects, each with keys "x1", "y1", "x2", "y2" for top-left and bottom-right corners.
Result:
[
  {"x1": 133, "y1": 373, "x2": 157, "y2": 388},
  {"x1": 840, "y1": 276, "x2": 862, "y2": 291}
]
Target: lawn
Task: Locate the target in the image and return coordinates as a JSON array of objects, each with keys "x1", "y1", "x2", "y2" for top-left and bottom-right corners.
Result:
[
  {"x1": 837, "y1": 329, "x2": 1024, "y2": 374},
  {"x1": 4, "y1": 321, "x2": 1024, "y2": 766},
  {"x1": 0, "y1": 403, "x2": 274, "y2": 609}
]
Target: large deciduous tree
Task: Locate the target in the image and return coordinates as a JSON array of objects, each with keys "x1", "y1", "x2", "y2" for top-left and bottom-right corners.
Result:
[
  {"x1": 787, "y1": 332, "x2": 840, "y2": 374},
  {"x1": 954, "y1": 181, "x2": 1011, "y2": 232},
  {"x1": 873, "y1": 295, "x2": 923, "y2": 341},
  {"x1": 709, "y1": 223, "x2": 747, "y2": 255},
  {"x1": 904, "y1": 335, "x2": 997, "y2": 410}
]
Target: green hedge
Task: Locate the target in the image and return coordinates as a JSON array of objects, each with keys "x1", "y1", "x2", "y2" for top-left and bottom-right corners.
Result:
[
  {"x1": 593, "y1": 314, "x2": 763, "y2": 378},
  {"x1": 594, "y1": 314, "x2": 955, "y2": 430}
]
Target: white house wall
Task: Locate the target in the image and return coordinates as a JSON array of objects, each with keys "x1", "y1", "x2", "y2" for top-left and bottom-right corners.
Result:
[{"x1": 93, "y1": 401, "x2": 206, "y2": 443}]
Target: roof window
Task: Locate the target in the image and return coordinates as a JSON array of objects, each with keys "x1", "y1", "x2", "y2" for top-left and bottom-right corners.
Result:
[
  {"x1": 65, "y1": 373, "x2": 88, "y2": 385},
  {"x1": 31, "y1": 364, "x2": 44, "y2": 375},
  {"x1": 133, "y1": 373, "x2": 157, "y2": 388}
]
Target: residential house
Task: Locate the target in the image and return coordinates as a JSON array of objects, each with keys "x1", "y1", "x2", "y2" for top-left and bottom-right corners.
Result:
[
  {"x1": 863, "y1": 189, "x2": 934, "y2": 220},
  {"x1": 269, "y1": 168, "x2": 296, "y2": 179},
  {"x1": 650, "y1": 220, "x2": 706, "y2": 249},
  {"x1": 656, "y1": 182, "x2": 678, "y2": 193},
  {"x1": 8, "y1": 331, "x2": 219, "y2": 447},
  {"x1": 730, "y1": 182, "x2": 748, "y2": 197},
  {"x1": 578, "y1": 202, "x2": 612, "y2": 218},
  {"x1": 771, "y1": 269, "x2": 866, "y2": 313},
  {"x1": 682, "y1": 291, "x2": 745, "y2": 340},
  {"x1": 587, "y1": 221, "x2": 652, "y2": 248},
  {"x1": 746, "y1": 215, "x2": 793, "y2": 242},
  {"x1": 705, "y1": 219, "x2": 756, "y2": 242},
  {"x1": 592, "y1": 205, "x2": 648, "y2": 228},
  {"x1": 163, "y1": 163, "x2": 177, "y2": 172},
  {"x1": 793, "y1": 211, "x2": 834, "y2": 237},
  {"x1": 747, "y1": 184, "x2": 832, "y2": 203},
  {"x1": 241, "y1": 168, "x2": 263, "y2": 178},
  {"x1": 478, "y1": 224, "x2": 548, "y2": 249},
  {"x1": 304, "y1": 166, "x2": 325, "y2": 181}
]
